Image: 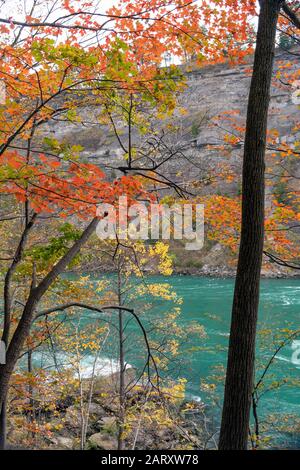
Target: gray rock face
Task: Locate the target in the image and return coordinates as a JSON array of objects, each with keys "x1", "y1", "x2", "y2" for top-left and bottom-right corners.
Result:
[
  {"x1": 36, "y1": 47, "x2": 299, "y2": 277},
  {"x1": 40, "y1": 48, "x2": 300, "y2": 183}
]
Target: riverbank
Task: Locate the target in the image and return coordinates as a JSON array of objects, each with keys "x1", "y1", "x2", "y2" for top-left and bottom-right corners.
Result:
[
  {"x1": 170, "y1": 242, "x2": 300, "y2": 279},
  {"x1": 77, "y1": 240, "x2": 300, "y2": 279},
  {"x1": 76, "y1": 264, "x2": 300, "y2": 280},
  {"x1": 173, "y1": 266, "x2": 300, "y2": 278},
  {"x1": 8, "y1": 276, "x2": 300, "y2": 450},
  {"x1": 7, "y1": 369, "x2": 212, "y2": 450}
]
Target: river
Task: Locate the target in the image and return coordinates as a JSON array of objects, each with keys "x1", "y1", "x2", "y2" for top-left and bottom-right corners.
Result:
[
  {"x1": 34, "y1": 275, "x2": 300, "y2": 448},
  {"x1": 99, "y1": 276, "x2": 300, "y2": 448}
]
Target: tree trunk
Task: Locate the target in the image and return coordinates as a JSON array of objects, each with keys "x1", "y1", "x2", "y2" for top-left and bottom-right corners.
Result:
[
  {"x1": 0, "y1": 396, "x2": 7, "y2": 450},
  {"x1": 27, "y1": 349, "x2": 36, "y2": 440},
  {"x1": 117, "y1": 308, "x2": 125, "y2": 451},
  {"x1": 218, "y1": 0, "x2": 281, "y2": 450},
  {"x1": 117, "y1": 269, "x2": 125, "y2": 451}
]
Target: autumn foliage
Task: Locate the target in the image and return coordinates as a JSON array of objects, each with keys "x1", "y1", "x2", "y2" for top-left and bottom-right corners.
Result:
[{"x1": 0, "y1": 0, "x2": 299, "y2": 452}]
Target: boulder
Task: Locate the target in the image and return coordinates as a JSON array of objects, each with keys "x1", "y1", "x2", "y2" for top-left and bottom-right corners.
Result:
[
  {"x1": 50, "y1": 436, "x2": 74, "y2": 450},
  {"x1": 64, "y1": 403, "x2": 106, "y2": 429},
  {"x1": 96, "y1": 415, "x2": 117, "y2": 433},
  {"x1": 87, "y1": 402, "x2": 106, "y2": 417},
  {"x1": 98, "y1": 416, "x2": 116, "y2": 427},
  {"x1": 88, "y1": 433, "x2": 118, "y2": 450},
  {"x1": 64, "y1": 405, "x2": 82, "y2": 428},
  {"x1": 93, "y1": 368, "x2": 136, "y2": 396}
]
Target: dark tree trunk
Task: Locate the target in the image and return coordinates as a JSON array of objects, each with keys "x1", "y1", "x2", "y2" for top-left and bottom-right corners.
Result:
[
  {"x1": 117, "y1": 308, "x2": 125, "y2": 451},
  {"x1": 27, "y1": 349, "x2": 36, "y2": 439},
  {"x1": 0, "y1": 396, "x2": 7, "y2": 450},
  {"x1": 218, "y1": 0, "x2": 281, "y2": 450},
  {"x1": 117, "y1": 269, "x2": 125, "y2": 451}
]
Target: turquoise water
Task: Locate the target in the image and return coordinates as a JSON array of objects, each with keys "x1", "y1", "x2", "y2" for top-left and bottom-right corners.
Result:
[
  {"x1": 145, "y1": 276, "x2": 300, "y2": 398},
  {"x1": 95, "y1": 275, "x2": 300, "y2": 446},
  {"x1": 36, "y1": 275, "x2": 300, "y2": 446}
]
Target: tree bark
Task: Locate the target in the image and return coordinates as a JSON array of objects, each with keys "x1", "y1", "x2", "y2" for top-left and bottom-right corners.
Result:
[
  {"x1": 117, "y1": 308, "x2": 125, "y2": 451},
  {"x1": 218, "y1": 0, "x2": 281, "y2": 450},
  {"x1": 0, "y1": 397, "x2": 7, "y2": 450},
  {"x1": 117, "y1": 268, "x2": 125, "y2": 451},
  {"x1": 0, "y1": 212, "x2": 36, "y2": 450}
]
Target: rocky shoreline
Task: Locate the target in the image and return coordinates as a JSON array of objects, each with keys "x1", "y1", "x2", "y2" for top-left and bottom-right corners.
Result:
[
  {"x1": 79, "y1": 265, "x2": 300, "y2": 279},
  {"x1": 77, "y1": 239, "x2": 300, "y2": 280},
  {"x1": 173, "y1": 266, "x2": 300, "y2": 279},
  {"x1": 75, "y1": 259, "x2": 300, "y2": 279},
  {"x1": 8, "y1": 370, "x2": 214, "y2": 450}
]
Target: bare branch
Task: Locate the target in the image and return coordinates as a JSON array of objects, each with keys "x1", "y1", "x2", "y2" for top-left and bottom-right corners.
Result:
[
  {"x1": 281, "y1": 1, "x2": 300, "y2": 29},
  {"x1": 33, "y1": 302, "x2": 160, "y2": 386},
  {"x1": 264, "y1": 250, "x2": 300, "y2": 270}
]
